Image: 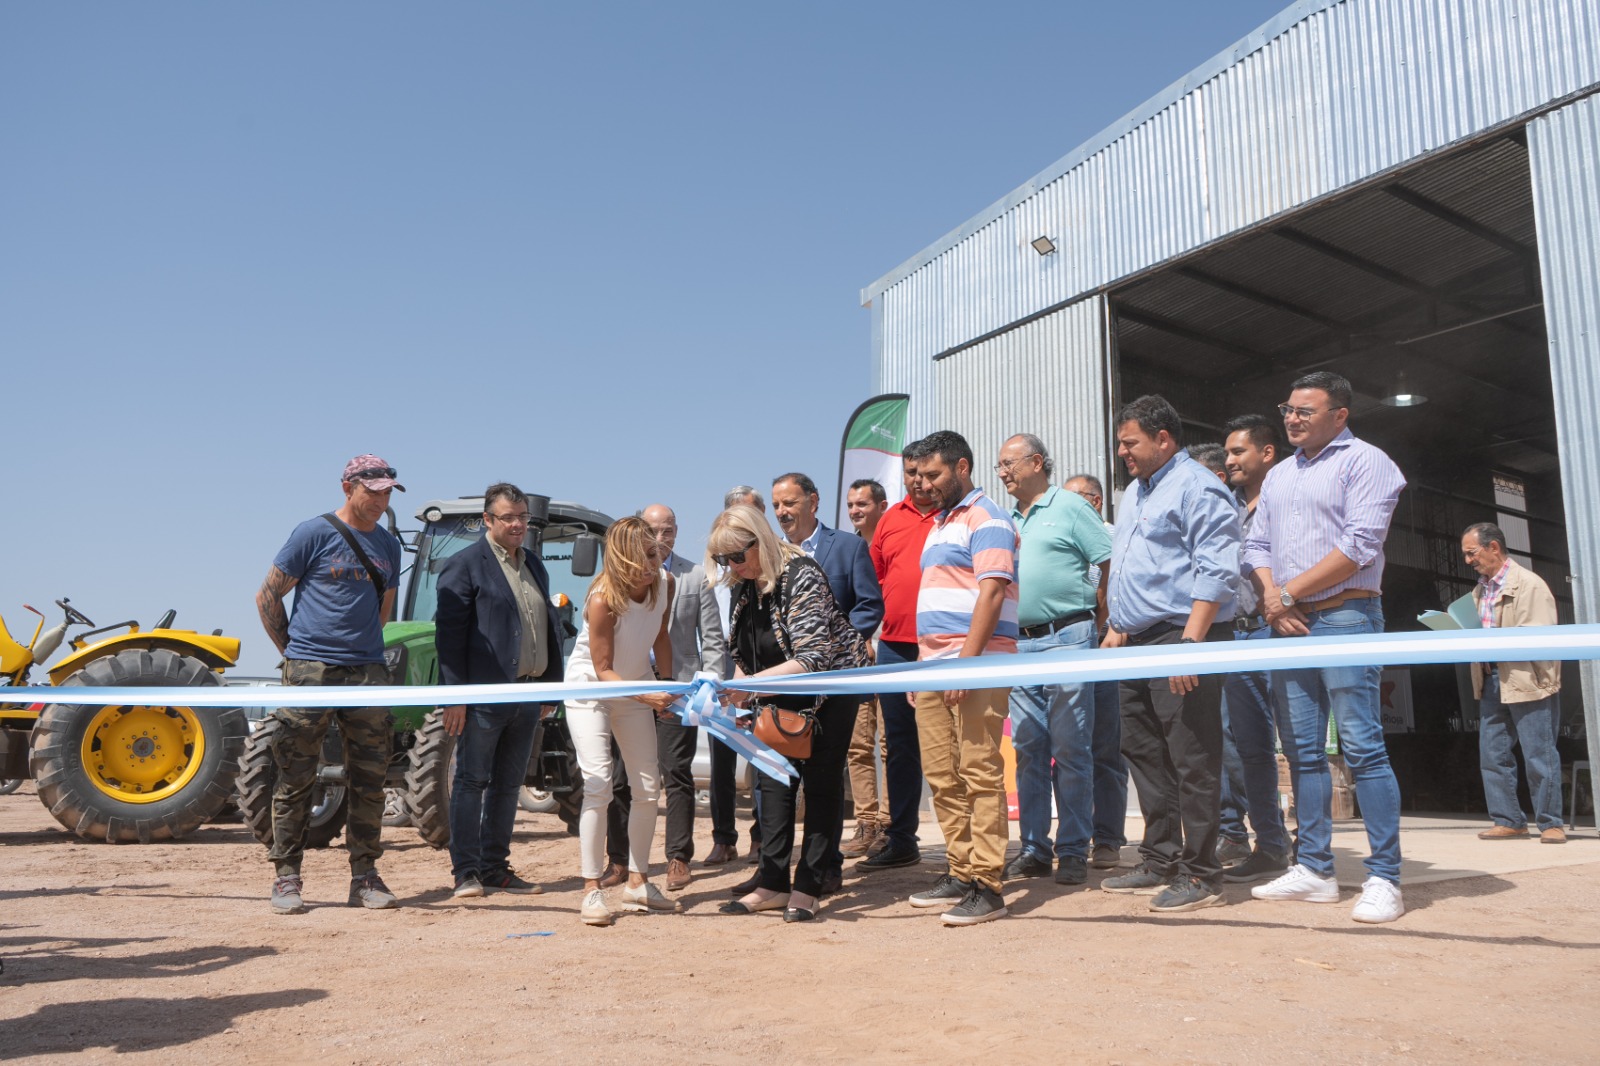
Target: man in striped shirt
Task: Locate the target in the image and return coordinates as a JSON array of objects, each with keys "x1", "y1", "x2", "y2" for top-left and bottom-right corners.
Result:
[
  {"x1": 1243, "y1": 371, "x2": 1408, "y2": 925},
  {"x1": 907, "y1": 430, "x2": 1020, "y2": 927}
]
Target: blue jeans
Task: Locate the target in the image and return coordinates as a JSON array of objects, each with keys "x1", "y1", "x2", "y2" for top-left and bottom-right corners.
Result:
[
  {"x1": 1271, "y1": 598, "x2": 1401, "y2": 884},
  {"x1": 876, "y1": 639, "x2": 926, "y2": 849},
  {"x1": 1479, "y1": 674, "x2": 1564, "y2": 831},
  {"x1": 1008, "y1": 620, "x2": 1096, "y2": 862},
  {"x1": 1091, "y1": 677, "x2": 1127, "y2": 849},
  {"x1": 448, "y1": 704, "x2": 540, "y2": 881},
  {"x1": 1221, "y1": 624, "x2": 1290, "y2": 853}
]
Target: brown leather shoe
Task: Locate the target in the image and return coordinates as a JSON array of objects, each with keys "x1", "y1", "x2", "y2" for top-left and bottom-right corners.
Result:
[
  {"x1": 840, "y1": 821, "x2": 880, "y2": 857},
  {"x1": 1541, "y1": 827, "x2": 1568, "y2": 844},
  {"x1": 666, "y1": 858, "x2": 693, "y2": 890},
  {"x1": 703, "y1": 842, "x2": 740, "y2": 866},
  {"x1": 1478, "y1": 825, "x2": 1529, "y2": 839},
  {"x1": 597, "y1": 862, "x2": 627, "y2": 888}
]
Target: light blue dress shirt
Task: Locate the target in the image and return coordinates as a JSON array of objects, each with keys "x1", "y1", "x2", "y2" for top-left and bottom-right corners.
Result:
[{"x1": 1107, "y1": 450, "x2": 1242, "y2": 635}]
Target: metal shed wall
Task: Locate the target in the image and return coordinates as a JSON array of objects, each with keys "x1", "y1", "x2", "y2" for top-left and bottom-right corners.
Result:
[
  {"x1": 932, "y1": 298, "x2": 1109, "y2": 500},
  {"x1": 866, "y1": 0, "x2": 1600, "y2": 373},
  {"x1": 1528, "y1": 91, "x2": 1600, "y2": 791}
]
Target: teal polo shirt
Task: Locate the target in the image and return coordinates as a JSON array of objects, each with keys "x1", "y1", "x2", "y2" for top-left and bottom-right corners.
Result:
[{"x1": 1010, "y1": 485, "x2": 1113, "y2": 628}]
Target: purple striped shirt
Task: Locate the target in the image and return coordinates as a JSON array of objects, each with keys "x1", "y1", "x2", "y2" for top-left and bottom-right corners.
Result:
[{"x1": 1241, "y1": 428, "x2": 1406, "y2": 599}]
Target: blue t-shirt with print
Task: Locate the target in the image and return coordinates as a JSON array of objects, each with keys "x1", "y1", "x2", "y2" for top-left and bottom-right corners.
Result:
[{"x1": 273, "y1": 517, "x2": 403, "y2": 665}]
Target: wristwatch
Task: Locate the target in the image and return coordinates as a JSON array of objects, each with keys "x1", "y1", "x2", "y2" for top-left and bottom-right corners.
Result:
[
  {"x1": 1279, "y1": 586, "x2": 1296, "y2": 608},
  {"x1": 1180, "y1": 637, "x2": 1197, "y2": 644}
]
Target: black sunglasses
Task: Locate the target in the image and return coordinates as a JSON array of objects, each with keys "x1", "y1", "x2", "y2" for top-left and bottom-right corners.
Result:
[
  {"x1": 350, "y1": 466, "x2": 398, "y2": 480},
  {"x1": 712, "y1": 541, "x2": 757, "y2": 566}
]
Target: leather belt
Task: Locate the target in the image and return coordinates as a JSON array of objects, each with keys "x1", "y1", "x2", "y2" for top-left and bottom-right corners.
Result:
[
  {"x1": 1019, "y1": 610, "x2": 1094, "y2": 639},
  {"x1": 1234, "y1": 614, "x2": 1268, "y2": 634},
  {"x1": 1300, "y1": 588, "x2": 1379, "y2": 614}
]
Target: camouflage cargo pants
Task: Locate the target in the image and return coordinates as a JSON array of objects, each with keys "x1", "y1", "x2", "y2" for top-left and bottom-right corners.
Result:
[{"x1": 268, "y1": 659, "x2": 394, "y2": 877}]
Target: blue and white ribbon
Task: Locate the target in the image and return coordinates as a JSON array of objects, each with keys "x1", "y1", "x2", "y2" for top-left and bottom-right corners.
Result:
[{"x1": 8, "y1": 625, "x2": 1600, "y2": 782}]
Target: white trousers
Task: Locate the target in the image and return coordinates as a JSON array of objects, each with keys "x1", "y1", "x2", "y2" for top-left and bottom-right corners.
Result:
[{"x1": 566, "y1": 698, "x2": 661, "y2": 880}]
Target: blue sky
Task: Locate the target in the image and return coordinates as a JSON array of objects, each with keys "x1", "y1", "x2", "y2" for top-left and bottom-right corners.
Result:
[{"x1": 2, "y1": 1, "x2": 1286, "y2": 673}]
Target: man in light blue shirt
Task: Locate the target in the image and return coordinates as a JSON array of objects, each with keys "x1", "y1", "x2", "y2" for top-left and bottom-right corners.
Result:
[
  {"x1": 998, "y1": 434, "x2": 1112, "y2": 888},
  {"x1": 1101, "y1": 396, "x2": 1240, "y2": 913}
]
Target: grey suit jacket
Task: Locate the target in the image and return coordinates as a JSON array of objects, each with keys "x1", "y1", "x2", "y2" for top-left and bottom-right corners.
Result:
[{"x1": 664, "y1": 552, "x2": 729, "y2": 681}]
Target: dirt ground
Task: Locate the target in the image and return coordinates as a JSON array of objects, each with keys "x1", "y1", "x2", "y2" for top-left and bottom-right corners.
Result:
[{"x1": 3, "y1": 782, "x2": 1597, "y2": 1066}]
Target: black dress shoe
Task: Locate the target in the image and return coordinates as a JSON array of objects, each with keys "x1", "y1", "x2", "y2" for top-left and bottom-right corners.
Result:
[
  {"x1": 855, "y1": 841, "x2": 922, "y2": 872},
  {"x1": 728, "y1": 872, "x2": 762, "y2": 897},
  {"x1": 783, "y1": 906, "x2": 816, "y2": 923}
]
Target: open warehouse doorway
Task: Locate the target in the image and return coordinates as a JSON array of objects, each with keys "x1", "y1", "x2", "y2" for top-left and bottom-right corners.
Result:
[{"x1": 1106, "y1": 128, "x2": 1584, "y2": 816}]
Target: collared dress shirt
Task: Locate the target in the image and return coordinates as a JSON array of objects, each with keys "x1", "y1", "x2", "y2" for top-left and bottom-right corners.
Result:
[
  {"x1": 489, "y1": 537, "x2": 550, "y2": 679},
  {"x1": 1477, "y1": 559, "x2": 1511, "y2": 630},
  {"x1": 1242, "y1": 427, "x2": 1406, "y2": 599},
  {"x1": 1107, "y1": 450, "x2": 1241, "y2": 636}
]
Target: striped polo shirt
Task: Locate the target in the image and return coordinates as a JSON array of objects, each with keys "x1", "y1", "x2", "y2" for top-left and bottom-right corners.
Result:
[{"x1": 917, "y1": 487, "x2": 1020, "y2": 660}]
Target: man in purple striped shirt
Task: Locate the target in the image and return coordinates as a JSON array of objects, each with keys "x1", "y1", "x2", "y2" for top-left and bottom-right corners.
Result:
[{"x1": 1241, "y1": 371, "x2": 1408, "y2": 925}]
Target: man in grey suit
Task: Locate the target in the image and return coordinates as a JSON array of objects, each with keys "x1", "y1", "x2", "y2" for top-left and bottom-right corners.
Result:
[{"x1": 641, "y1": 504, "x2": 729, "y2": 891}]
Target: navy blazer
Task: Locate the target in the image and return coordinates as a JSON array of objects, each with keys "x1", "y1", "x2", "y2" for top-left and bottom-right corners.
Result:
[
  {"x1": 435, "y1": 534, "x2": 566, "y2": 689},
  {"x1": 808, "y1": 523, "x2": 884, "y2": 638}
]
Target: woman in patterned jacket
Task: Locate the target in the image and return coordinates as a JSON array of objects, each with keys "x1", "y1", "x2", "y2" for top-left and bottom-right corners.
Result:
[{"x1": 707, "y1": 504, "x2": 867, "y2": 923}]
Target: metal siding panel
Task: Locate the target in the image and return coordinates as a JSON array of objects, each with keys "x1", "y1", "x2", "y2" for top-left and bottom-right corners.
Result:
[
  {"x1": 932, "y1": 299, "x2": 1110, "y2": 499},
  {"x1": 1528, "y1": 91, "x2": 1600, "y2": 805},
  {"x1": 870, "y1": 0, "x2": 1600, "y2": 390}
]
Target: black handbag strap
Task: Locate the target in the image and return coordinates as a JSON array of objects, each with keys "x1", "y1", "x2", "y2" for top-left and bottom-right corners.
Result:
[{"x1": 321, "y1": 513, "x2": 386, "y2": 599}]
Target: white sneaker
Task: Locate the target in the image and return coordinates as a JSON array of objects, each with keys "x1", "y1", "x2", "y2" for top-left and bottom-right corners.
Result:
[
  {"x1": 1351, "y1": 877, "x2": 1404, "y2": 924},
  {"x1": 580, "y1": 888, "x2": 614, "y2": 926},
  {"x1": 620, "y1": 882, "x2": 682, "y2": 913},
  {"x1": 1250, "y1": 863, "x2": 1340, "y2": 903}
]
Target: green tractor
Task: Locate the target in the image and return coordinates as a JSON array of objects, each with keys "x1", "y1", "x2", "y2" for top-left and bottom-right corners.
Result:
[{"x1": 233, "y1": 494, "x2": 609, "y2": 849}]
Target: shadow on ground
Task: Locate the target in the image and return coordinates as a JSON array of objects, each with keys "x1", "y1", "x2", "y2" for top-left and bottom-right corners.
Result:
[{"x1": 0, "y1": 988, "x2": 326, "y2": 1058}]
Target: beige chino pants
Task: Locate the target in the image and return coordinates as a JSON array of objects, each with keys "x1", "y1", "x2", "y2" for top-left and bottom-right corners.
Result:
[{"x1": 914, "y1": 687, "x2": 1011, "y2": 892}]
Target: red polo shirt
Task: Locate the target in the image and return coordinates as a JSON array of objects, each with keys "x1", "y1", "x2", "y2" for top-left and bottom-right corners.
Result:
[{"x1": 870, "y1": 497, "x2": 939, "y2": 644}]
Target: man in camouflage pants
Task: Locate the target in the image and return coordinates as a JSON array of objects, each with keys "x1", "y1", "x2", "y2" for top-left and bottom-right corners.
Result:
[{"x1": 255, "y1": 454, "x2": 406, "y2": 914}]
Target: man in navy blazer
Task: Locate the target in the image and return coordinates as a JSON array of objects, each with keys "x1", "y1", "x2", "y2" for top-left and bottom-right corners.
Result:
[
  {"x1": 772, "y1": 473, "x2": 884, "y2": 638},
  {"x1": 435, "y1": 483, "x2": 566, "y2": 900}
]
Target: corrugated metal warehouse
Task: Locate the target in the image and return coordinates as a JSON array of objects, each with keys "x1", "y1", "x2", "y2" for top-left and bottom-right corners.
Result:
[{"x1": 862, "y1": 0, "x2": 1600, "y2": 813}]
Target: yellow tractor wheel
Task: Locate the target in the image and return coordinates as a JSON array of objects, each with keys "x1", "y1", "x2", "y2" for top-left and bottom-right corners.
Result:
[{"x1": 30, "y1": 648, "x2": 247, "y2": 843}]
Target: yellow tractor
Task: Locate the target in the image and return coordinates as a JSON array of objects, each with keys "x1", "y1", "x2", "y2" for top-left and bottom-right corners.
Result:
[{"x1": 0, "y1": 598, "x2": 247, "y2": 843}]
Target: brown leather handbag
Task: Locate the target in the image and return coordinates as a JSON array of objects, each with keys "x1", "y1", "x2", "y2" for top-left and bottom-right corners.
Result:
[{"x1": 750, "y1": 701, "x2": 817, "y2": 760}]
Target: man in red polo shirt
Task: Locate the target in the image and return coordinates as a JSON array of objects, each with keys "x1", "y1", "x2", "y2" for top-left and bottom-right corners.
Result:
[{"x1": 857, "y1": 437, "x2": 940, "y2": 871}]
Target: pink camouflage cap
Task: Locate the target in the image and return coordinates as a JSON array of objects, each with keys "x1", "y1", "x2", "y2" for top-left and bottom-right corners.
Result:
[{"x1": 342, "y1": 454, "x2": 406, "y2": 492}]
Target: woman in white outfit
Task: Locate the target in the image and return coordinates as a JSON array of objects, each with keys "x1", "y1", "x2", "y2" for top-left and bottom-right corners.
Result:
[{"x1": 564, "y1": 516, "x2": 680, "y2": 926}]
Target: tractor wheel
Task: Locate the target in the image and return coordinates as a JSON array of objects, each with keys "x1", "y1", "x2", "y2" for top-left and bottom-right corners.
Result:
[
  {"x1": 30, "y1": 649, "x2": 247, "y2": 843},
  {"x1": 405, "y1": 709, "x2": 455, "y2": 849},
  {"x1": 0, "y1": 778, "x2": 23, "y2": 796},
  {"x1": 518, "y1": 786, "x2": 558, "y2": 814},
  {"x1": 234, "y1": 716, "x2": 348, "y2": 850}
]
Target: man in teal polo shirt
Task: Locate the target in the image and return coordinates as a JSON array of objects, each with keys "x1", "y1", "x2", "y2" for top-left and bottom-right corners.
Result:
[{"x1": 996, "y1": 433, "x2": 1113, "y2": 885}]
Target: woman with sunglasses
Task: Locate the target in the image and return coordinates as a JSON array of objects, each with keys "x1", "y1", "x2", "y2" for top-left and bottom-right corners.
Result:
[
  {"x1": 707, "y1": 504, "x2": 869, "y2": 923},
  {"x1": 564, "y1": 516, "x2": 681, "y2": 926}
]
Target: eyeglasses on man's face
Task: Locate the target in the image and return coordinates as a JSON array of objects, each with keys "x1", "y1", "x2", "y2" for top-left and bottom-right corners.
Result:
[
  {"x1": 487, "y1": 512, "x2": 532, "y2": 527},
  {"x1": 1277, "y1": 404, "x2": 1327, "y2": 422},
  {"x1": 994, "y1": 453, "x2": 1039, "y2": 474}
]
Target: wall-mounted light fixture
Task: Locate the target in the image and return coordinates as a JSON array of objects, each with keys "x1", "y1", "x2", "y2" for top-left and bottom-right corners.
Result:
[{"x1": 1031, "y1": 235, "x2": 1057, "y2": 256}]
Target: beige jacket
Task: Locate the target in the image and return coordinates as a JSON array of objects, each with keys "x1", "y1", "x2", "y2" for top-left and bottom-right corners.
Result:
[{"x1": 1469, "y1": 560, "x2": 1561, "y2": 703}]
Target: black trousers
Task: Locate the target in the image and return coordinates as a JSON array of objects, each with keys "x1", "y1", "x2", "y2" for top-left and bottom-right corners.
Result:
[
  {"x1": 708, "y1": 735, "x2": 748, "y2": 847},
  {"x1": 755, "y1": 695, "x2": 858, "y2": 896},
  {"x1": 1118, "y1": 622, "x2": 1229, "y2": 886},
  {"x1": 656, "y1": 718, "x2": 699, "y2": 861}
]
